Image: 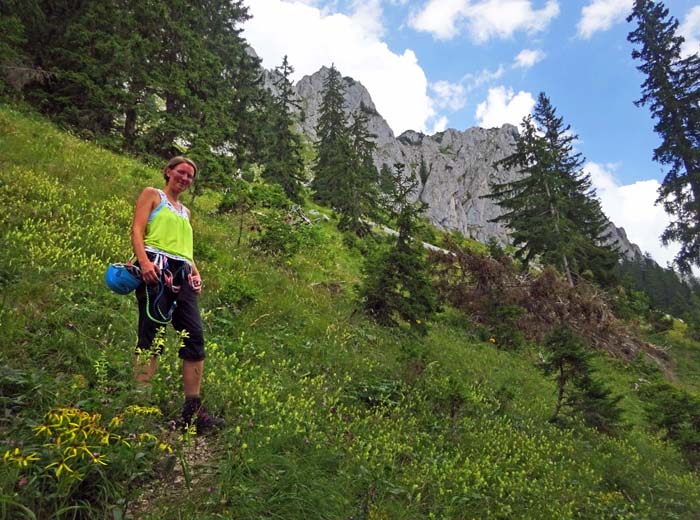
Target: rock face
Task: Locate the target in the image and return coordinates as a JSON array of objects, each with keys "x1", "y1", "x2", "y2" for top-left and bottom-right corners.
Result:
[
  {"x1": 396, "y1": 126, "x2": 521, "y2": 243},
  {"x1": 284, "y1": 66, "x2": 643, "y2": 259}
]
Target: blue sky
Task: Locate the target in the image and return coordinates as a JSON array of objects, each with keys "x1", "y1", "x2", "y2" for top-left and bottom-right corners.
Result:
[{"x1": 242, "y1": 0, "x2": 700, "y2": 267}]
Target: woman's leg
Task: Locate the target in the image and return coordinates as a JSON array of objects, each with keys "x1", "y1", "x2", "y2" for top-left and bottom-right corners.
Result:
[
  {"x1": 134, "y1": 354, "x2": 159, "y2": 383},
  {"x1": 182, "y1": 359, "x2": 203, "y2": 397},
  {"x1": 133, "y1": 282, "x2": 172, "y2": 384}
]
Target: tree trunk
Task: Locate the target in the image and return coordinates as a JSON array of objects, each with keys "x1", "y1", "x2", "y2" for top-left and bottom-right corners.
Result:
[
  {"x1": 553, "y1": 364, "x2": 566, "y2": 420},
  {"x1": 123, "y1": 107, "x2": 137, "y2": 148},
  {"x1": 543, "y1": 178, "x2": 574, "y2": 287}
]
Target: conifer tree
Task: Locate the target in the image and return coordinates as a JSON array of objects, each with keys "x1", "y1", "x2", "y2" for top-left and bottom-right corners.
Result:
[
  {"x1": 359, "y1": 163, "x2": 439, "y2": 334},
  {"x1": 541, "y1": 326, "x2": 622, "y2": 434},
  {"x1": 418, "y1": 155, "x2": 430, "y2": 185},
  {"x1": 311, "y1": 64, "x2": 353, "y2": 209},
  {"x1": 487, "y1": 92, "x2": 618, "y2": 286},
  {"x1": 534, "y1": 94, "x2": 619, "y2": 284},
  {"x1": 262, "y1": 55, "x2": 306, "y2": 202},
  {"x1": 311, "y1": 67, "x2": 379, "y2": 235},
  {"x1": 339, "y1": 108, "x2": 380, "y2": 236},
  {"x1": 144, "y1": 0, "x2": 262, "y2": 167},
  {"x1": 0, "y1": 2, "x2": 34, "y2": 94},
  {"x1": 628, "y1": 0, "x2": 700, "y2": 273},
  {"x1": 5, "y1": 0, "x2": 264, "y2": 175},
  {"x1": 378, "y1": 163, "x2": 394, "y2": 196}
]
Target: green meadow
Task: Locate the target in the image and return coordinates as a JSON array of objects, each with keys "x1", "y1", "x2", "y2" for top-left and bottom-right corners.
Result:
[{"x1": 2, "y1": 105, "x2": 700, "y2": 519}]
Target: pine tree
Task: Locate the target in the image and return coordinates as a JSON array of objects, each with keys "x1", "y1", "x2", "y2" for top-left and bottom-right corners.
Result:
[
  {"x1": 418, "y1": 155, "x2": 430, "y2": 185},
  {"x1": 311, "y1": 64, "x2": 353, "y2": 209},
  {"x1": 541, "y1": 326, "x2": 622, "y2": 434},
  {"x1": 261, "y1": 55, "x2": 306, "y2": 202},
  {"x1": 628, "y1": 0, "x2": 700, "y2": 273},
  {"x1": 534, "y1": 94, "x2": 619, "y2": 284},
  {"x1": 144, "y1": 0, "x2": 262, "y2": 167},
  {"x1": 487, "y1": 92, "x2": 618, "y2": 286},
  {"x1": 359, "y1": 163, "x2": 439, "y2": 334},
  {"x1": 6, "y1": 0, "x2": 263, "y2": 176},
  {"x1": 0, "y1": 2, "x2": 35, "y2": 94},
  {"x1": 378, "y1": 162, "x2": 395, "y2": 196},
  {"x1": 339, "y1": 108, "x2": 380, "y2": 236}
]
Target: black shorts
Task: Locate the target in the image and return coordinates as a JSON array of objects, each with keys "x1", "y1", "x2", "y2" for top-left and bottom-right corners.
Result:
[{"x1": 135, "y1": 254, "x2": 205, "y2": 361}]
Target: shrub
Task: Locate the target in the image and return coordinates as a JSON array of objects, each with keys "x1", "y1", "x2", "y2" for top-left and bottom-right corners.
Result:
[
  {"x1": 252, "y1": 210, "x2": 321, "y2": 259},
  {"x1": 217, "y1": 274, "x2": 259, "y2": 311},
  {"x1": 540, "y1": 326, "x2": 622, "y2": 434},
  {"x1": 639, "y1": 381, "x2": 700, "y2": 467},
  {"x1": 430, "y1": 243, "x2": 655, "y2": 362},
  {"x1": 650, "y1": 311, "x2": 674, "y2": 333},
  {"x1": 491, "y1": 304, "x2": 525, "y2": 350},
  {"x1": 218, "y1": 178, "x2": 291, "y2": 214},
  {"x1": 359, "y1": 243, "x2": 439, "y2": 334}
]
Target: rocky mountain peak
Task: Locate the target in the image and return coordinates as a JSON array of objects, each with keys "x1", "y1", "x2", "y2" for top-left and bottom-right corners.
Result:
[
  {"x1": 294, "y1": 67, "x2": 391, "y2": 144},
  {"x1": 265, "y1": 62, "x2": 644, "y2": 259}
]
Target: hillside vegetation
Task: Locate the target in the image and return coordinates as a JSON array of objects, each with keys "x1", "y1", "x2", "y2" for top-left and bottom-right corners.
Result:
[{"x1": 2, "y1": 105, "x2": 700, "y2": 519}]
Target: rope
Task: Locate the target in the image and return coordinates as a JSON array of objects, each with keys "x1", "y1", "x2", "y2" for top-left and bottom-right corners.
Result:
[
  {"x1": 143, "y1": 254, "x2": 189, "y2": 325},
  {"x1": 144, "y1": 279, "x2": 177, "y2": 325}
]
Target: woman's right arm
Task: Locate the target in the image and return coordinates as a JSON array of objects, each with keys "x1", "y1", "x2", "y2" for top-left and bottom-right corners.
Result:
[{"x1": 132, "y1": 188, "x2": 160, "y2": 284}]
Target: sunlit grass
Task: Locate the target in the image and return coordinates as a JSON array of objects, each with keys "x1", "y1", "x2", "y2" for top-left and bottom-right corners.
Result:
[{"x1": 1, "y1": 104, "x2": 700, "y2": 519}]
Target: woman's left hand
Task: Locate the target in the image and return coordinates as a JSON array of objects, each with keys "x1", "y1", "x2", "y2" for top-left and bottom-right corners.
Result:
[{"x1": 188, "y1": 273, "x2": 202, "y2": 294}]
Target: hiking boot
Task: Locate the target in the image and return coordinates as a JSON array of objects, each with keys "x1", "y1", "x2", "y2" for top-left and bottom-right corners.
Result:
[{"x1": 181, "y1": 396, "x2": 224, "y2": 434}]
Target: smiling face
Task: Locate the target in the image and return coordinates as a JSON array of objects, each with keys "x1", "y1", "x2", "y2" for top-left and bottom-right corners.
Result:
[{"x1": 165, "y1": 162, "x2": 196, "y2": 193}]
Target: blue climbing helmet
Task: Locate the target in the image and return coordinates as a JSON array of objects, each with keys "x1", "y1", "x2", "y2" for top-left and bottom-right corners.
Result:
[{"x1": 105, "y1": 263, "x2": 142, "y2": 295}]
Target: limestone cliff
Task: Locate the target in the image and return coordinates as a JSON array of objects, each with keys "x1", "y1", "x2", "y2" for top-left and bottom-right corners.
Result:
[{"x1": 274, "y1": 65, "x2": 643, "y2": 259}]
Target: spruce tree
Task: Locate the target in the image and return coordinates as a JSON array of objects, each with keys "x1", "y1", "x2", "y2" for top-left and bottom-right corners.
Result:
[
  {"x1": 487, "y1": 92, "x2": 618, "y2": 286},
  {"x1": 5, "y1": 0, "x2": 263, "y2": 175},
  {"x1": 379, "y1": 163, "x2": 395, "y2": 196},
  {"x1": 0, "y1": 2, "x2": 34, "y2": 94},
  {"x1": 359, "y1": 163, "x2": 439, "y2": 334},
  {"x1": 541, "y1": 326, "x2": 622, "y2": 434},
  {"x1": 311, "y1": 66, "x2": 380, "y2": 235},
  {"x1": 534, "y1": 94, "x2": 619, "y2": 284},
  {"x1": 339, "y1": 108, "x2": 380, "y2": 236},
  {"x1": 311, "y1": 64, "x2": 353, "y2": 209},
  {"x1": 261, "y1": 55, "x2": 306, "y2": 202},
  {"x1": 628, "y1": 0, "x2": 700, "y2": 273}
]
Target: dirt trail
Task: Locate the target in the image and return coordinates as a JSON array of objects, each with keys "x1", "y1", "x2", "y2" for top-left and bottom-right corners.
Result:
[{"x1": 126, "y1": 434, "x2": 220, "y2": 518}]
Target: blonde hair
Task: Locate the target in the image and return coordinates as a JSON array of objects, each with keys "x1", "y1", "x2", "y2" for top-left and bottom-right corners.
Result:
[{"x1": 163, "y1": 156, "x2": 198, "y2": 182}]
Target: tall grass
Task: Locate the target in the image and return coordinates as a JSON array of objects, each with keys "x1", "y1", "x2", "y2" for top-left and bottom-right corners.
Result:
[{"x1": 1, "y1": 104, "x2": 700, "y2": 519}]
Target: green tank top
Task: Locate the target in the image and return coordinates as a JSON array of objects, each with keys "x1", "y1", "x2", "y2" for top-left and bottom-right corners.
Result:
[{"x1": 144, "y1": 190, "x2": 193, "y2": 263}]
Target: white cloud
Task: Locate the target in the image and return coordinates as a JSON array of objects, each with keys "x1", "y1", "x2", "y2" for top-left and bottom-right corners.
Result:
[
  {"x1": 679, "y1": 6, "x2": 700, "y2": 57},
  {"x1": 513, "y1": 48, "x2": 545, "y2": 68},
  {"x1": 429, "y1": 115, "x2": 450, "y2": 134},
  {"x1": 430, "y1": 80, "x2": 467, "y2": 110},
  {"x1": 586, "y1": 162, "x2": 679, "y2": 267},
  {"x1": 463, "y1": 65, "x2": 505, "y2": 90},
  {"x1": 466, "y1": 0, "x2": 560, "y2": 42},
  {"x1": 350, "y1": 0, "x2": 384, "y2": 39},
  {"x1": 409, "y1": 0, "x2": 560, "y2": 42},
  {"x1": 409, "y1": 0, "x2": 467, "y2": 40},
  {"x1": 243, "y1": 0, "x2": 434, "y2": 134},
  {"x1": 577, "y1": 0, "x2": 632, "y2": 39},
  {"x1": 475, "y1": 86, "x2": 535, "y2": 128}
]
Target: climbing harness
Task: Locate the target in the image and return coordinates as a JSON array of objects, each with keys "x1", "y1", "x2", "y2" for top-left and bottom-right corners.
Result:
[{"x1": 143, "y1": 253, "x2": 190, "y2": 325}]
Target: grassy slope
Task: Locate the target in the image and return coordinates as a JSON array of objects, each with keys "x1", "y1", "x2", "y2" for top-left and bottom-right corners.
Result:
[{"x1": 1, "y1": 105, "x2": 699, "y2": 519}]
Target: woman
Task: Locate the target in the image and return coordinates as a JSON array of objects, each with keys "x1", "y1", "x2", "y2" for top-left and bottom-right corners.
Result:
[{"x1": 131, "y1": 156, "x2": 222, "y2": 432}]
